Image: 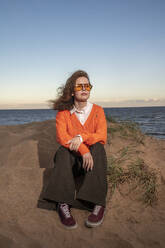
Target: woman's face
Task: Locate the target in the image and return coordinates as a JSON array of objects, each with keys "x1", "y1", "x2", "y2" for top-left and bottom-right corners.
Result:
[{"x1": 73, "y1": 76, "x2": 91, "y2": 102}]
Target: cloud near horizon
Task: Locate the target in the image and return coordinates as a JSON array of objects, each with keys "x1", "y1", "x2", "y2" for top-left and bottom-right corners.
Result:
[
  {"x1": 0, "y1": 98, "x2": 165, "y2": 109},
  {"x1": 95, "y1": 98, "x2": 165, "y2": 107}
]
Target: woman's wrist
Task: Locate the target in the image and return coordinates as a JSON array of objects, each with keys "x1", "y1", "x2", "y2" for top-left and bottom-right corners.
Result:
[{"x1": 75, "y1": 134, "x2": 83, "y2": 143}]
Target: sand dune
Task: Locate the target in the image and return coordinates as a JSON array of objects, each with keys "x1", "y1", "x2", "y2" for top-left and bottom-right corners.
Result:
[{"x1": 0, "y1": 119, "x2": 165, "y2": 248}]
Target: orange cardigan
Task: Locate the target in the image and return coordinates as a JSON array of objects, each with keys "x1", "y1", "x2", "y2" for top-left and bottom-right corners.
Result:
[{"x1": 56, "y1": 104, "x2": 107, "y2": 155}]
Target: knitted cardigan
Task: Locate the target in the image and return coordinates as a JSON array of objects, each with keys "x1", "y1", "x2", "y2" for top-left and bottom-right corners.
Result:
[{"x1": 56, "y1": 103, "x2": 107, "y2": 155}]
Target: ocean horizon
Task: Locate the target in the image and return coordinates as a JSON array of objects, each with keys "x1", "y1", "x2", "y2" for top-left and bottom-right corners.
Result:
[{"x1": 0, "y1": 106, "x2": 165, "y2": 140}]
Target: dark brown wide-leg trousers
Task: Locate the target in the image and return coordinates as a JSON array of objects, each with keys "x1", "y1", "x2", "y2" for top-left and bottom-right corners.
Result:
[{"x1": 42, "y1": 142, "x2": 108, "y2": 211}]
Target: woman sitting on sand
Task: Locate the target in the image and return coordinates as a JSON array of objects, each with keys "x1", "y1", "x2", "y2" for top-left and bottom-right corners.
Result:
[{"x1": 43, "y1": 70, "x2": 108, "y2": 229}]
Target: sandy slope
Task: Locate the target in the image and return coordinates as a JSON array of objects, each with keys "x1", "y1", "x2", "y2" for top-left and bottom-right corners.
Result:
[{"x1": 0, "y1": 119, "x2": 165, "y2": 248}]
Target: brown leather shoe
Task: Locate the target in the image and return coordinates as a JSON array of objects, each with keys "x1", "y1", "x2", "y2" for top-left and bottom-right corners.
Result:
[
  {"x1": 58, "y1": 203, "x2": 77, "y2": 229},
  {"x1": 85, "y1": 205, "x2": 105, "y2": 228}
]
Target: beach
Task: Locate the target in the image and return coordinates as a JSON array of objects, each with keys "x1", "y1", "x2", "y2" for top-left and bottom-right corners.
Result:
[{"x1": 0, "y1": 119, "x2": 165, "y2": 248}]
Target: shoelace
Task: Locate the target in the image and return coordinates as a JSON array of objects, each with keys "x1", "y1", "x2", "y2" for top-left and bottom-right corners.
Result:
[
  {"x1": 93, "y1": 205, "x2": 102, "y2": 215},
  {"x1": 60, "y1": 203, "x2": 71, "y2": 218}
]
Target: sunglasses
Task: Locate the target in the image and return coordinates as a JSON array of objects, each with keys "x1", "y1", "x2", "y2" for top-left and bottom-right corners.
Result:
[{"x1": 74, "y1": 83, "x2": 93, "y2": 92}]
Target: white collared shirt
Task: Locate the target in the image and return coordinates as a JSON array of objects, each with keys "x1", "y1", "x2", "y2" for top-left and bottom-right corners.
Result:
[
  {"x1": 70, "y1": 101, "x2": 93, "y2": 125},
  {"x1": 70, "y1": 102, "x2": 93, "y2": 143}
]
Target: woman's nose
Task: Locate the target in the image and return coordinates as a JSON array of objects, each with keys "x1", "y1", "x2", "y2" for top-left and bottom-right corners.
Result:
[{"x1": 82, "y1": 85, "x2": 86, "y2": 91}]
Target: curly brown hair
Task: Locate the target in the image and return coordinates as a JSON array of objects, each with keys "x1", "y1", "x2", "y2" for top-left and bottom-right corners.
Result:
[{"x1": 49, "y1": 70, "x2": 91, "y2": 111}]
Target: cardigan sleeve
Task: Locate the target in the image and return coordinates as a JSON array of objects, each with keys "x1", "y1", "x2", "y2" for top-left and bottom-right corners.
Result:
[
  {"x1": 56, "y1": 111, "x2": 90, "y2": 155},
  {"x1": 80, "y1": 107, "x2": 107, "y2": 145},
  {"x1": 56, "y1": 111, "x2": 73, "y2": 149}
]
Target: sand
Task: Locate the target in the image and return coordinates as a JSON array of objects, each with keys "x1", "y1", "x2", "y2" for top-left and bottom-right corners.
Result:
[{"x1": 0, "y1": 119, "x2": 165, "y2": 248}]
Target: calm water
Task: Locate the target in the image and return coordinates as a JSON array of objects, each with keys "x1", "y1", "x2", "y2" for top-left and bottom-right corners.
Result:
[
  {"x1": 0, "y1": 106, "x2": 165, "y2": 140},
  {"x1": 104, "y1": 106, "x2": 165, "y2": 140}
]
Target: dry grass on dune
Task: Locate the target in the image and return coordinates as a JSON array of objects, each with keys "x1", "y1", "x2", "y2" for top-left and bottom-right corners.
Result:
[{"x1": 106, "y1": 117, "x2": 158, "y2": 206}]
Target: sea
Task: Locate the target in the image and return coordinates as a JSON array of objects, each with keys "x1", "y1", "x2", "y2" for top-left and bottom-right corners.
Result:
[{"x1": 0, "y1": 106, "x2": 165, "y2": 140}]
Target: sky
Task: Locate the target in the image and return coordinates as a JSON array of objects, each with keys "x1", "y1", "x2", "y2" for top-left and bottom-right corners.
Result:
[{"x1": 0, "y1": 0, "x2": 165, "y2": 109}]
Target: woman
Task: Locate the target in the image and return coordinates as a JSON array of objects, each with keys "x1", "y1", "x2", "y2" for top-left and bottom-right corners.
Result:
[{"x1": 42, "y1": 70, "x2": 108, "y2": 229}]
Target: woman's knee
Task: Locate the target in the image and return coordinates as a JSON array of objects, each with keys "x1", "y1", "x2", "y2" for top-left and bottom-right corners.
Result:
[
  {"x1": 53, "y1": 146, "x2": 70, "y2": 163},
  {"x1": 89, "y1": 142, "x2": 107, "y2": 165},
  {"x1": 90, "y1": 142, "x2": 105, "y2": 152}
]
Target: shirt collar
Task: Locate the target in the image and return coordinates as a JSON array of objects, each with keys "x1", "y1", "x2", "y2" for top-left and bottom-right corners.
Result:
[{"x1": 70, "y1": 102, "x2": 92, "y2": 115}]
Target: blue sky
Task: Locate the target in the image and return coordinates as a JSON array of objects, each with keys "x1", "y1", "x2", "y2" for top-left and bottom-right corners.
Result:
[{"x1": 0, "y1": 0, "x2": 165, "y2": 109}]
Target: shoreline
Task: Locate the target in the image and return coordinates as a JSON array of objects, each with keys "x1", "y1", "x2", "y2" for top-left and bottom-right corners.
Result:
[
  {"x1": 1, "y1": 117, "x2": 165, "y2": 141},
  {"x1": 1, "y1": 106, "x2": 165, "y2": 140}
]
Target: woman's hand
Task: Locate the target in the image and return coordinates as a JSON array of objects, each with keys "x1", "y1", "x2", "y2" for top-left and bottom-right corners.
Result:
[
  {"x1": 82, "y1": 152, "x2": 94, "y2": 172},
  {"x1": 66, "y1": 136, "x2": 82, "y2": 151}
]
